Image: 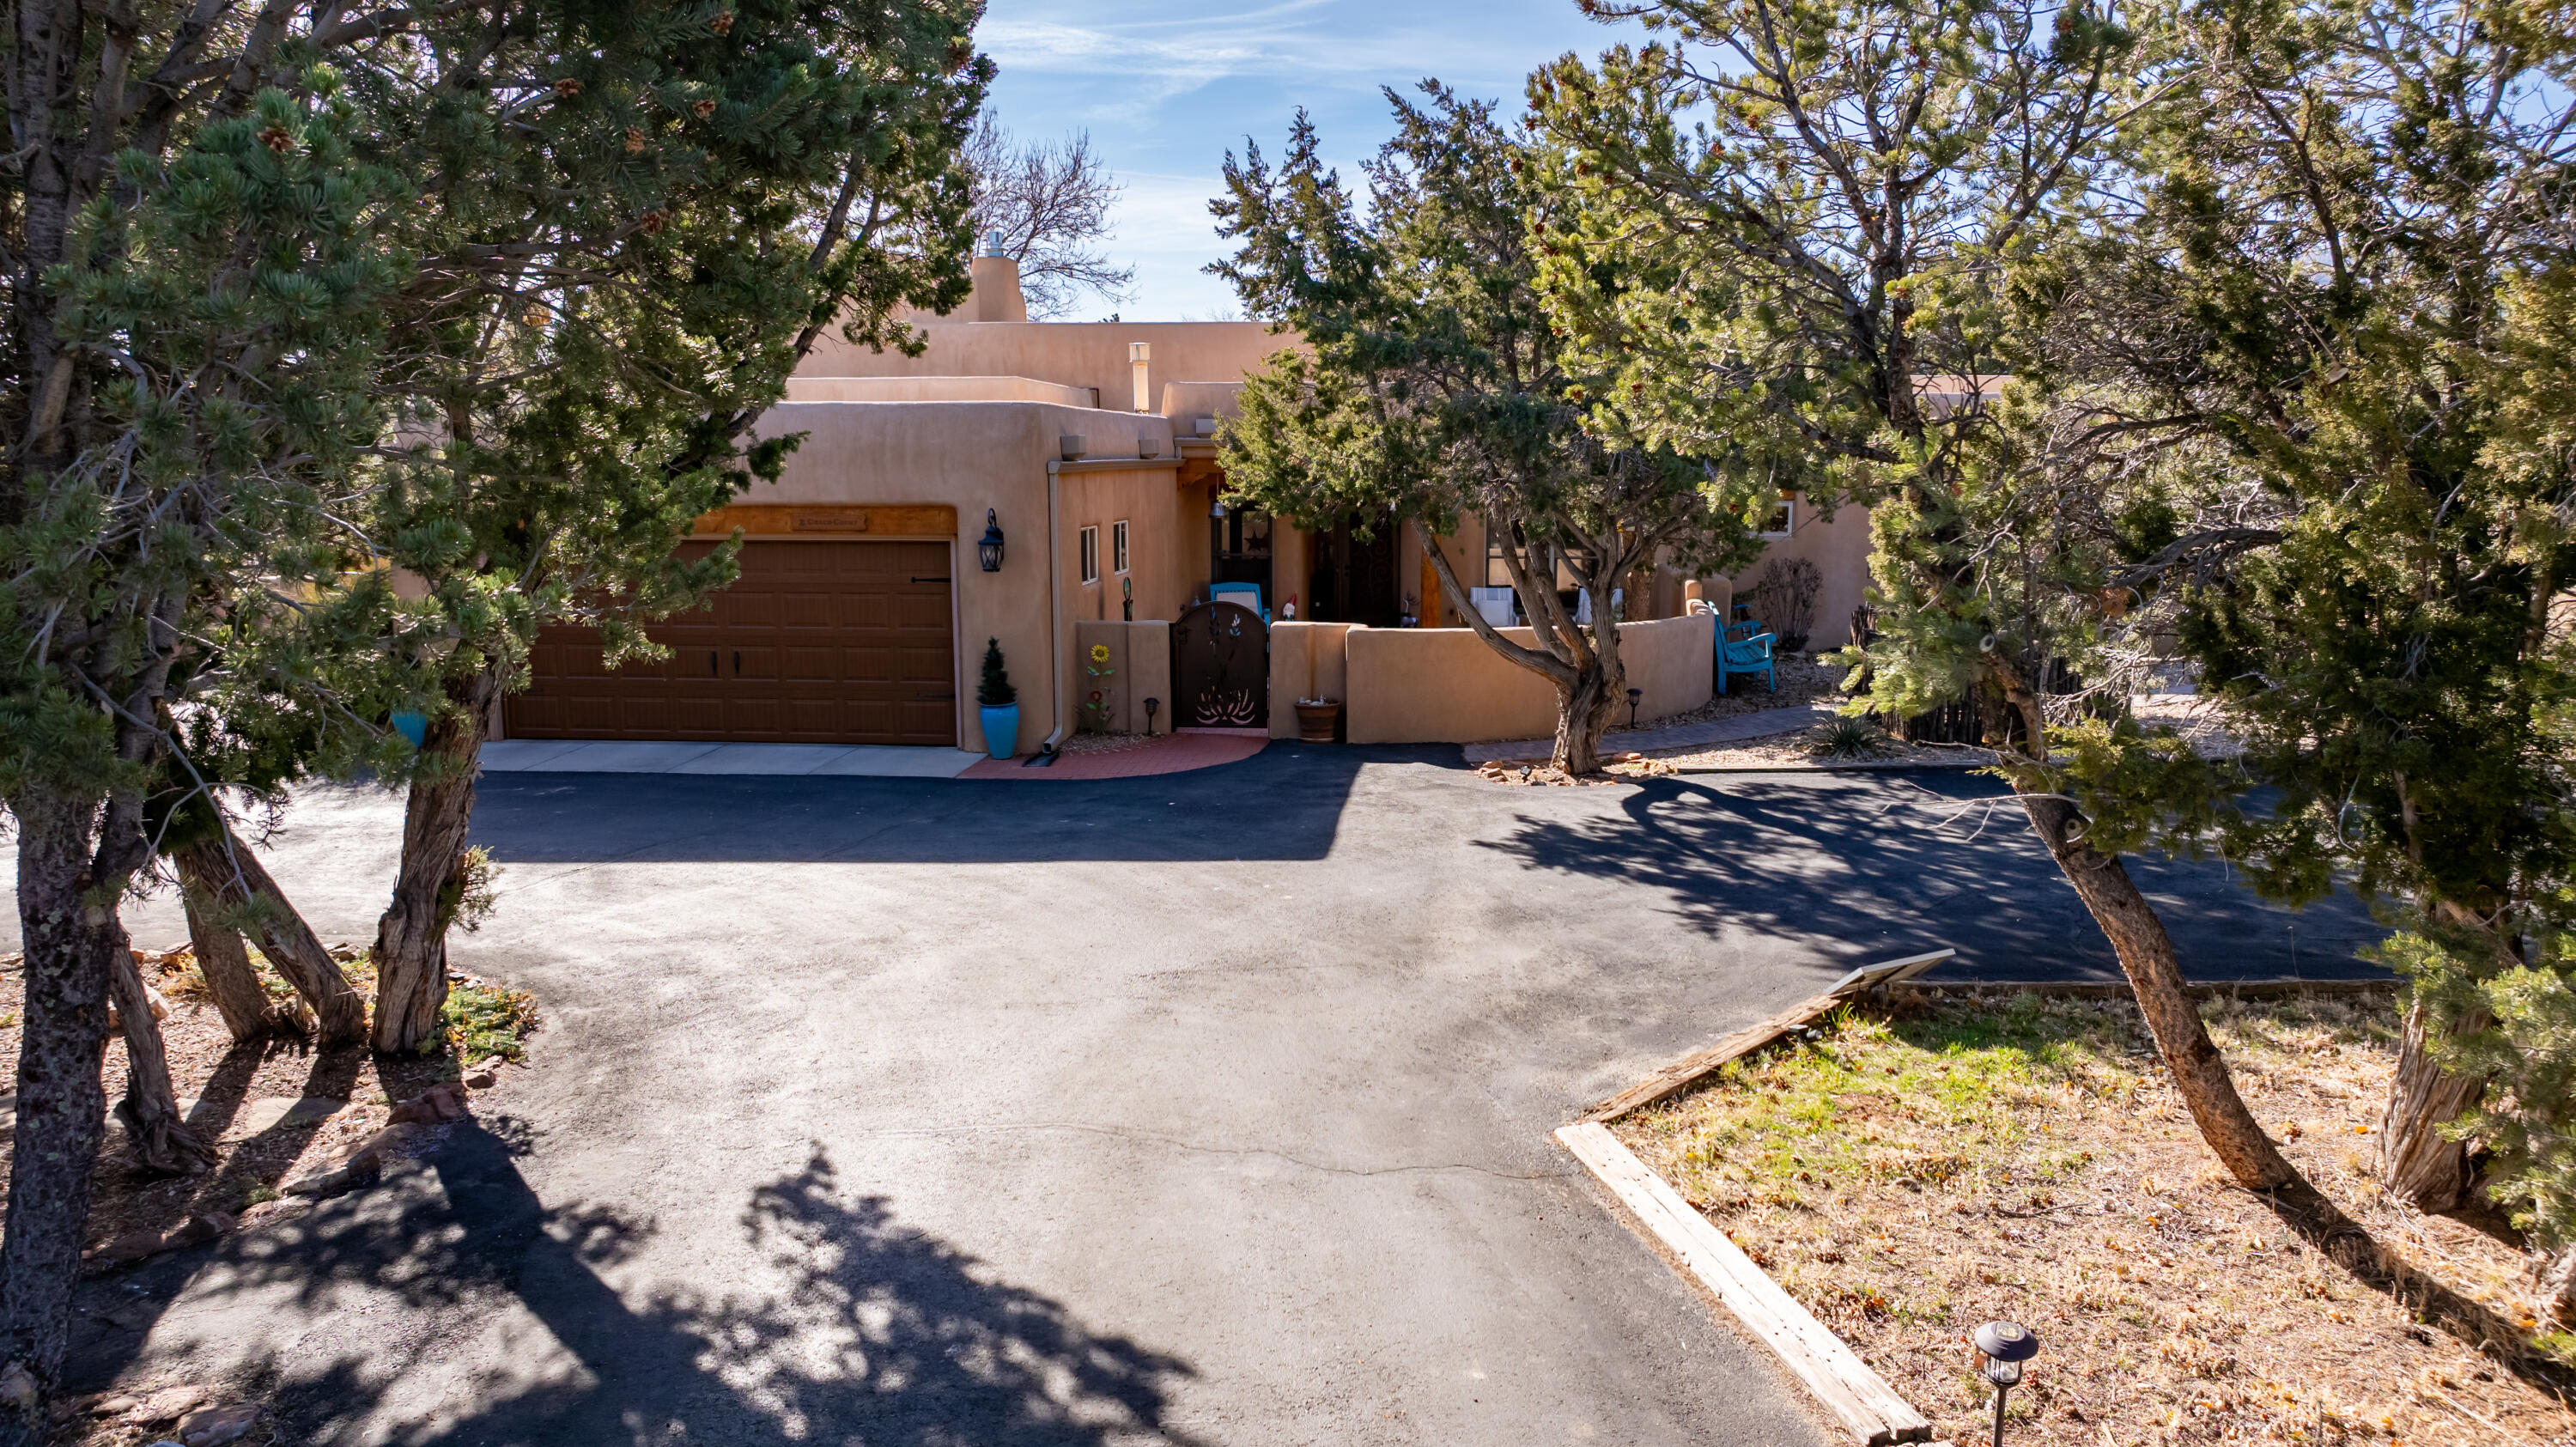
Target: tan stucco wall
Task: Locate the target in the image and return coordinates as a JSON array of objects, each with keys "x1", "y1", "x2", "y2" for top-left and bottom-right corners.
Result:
[
  {"x1": 801, "y1": 321, "x2": 1291, "y2": 417},
  {"x1": 784, "y1": 375, "x2": 1092, "y2": 405},
  {"x1": 741, "y1": 400, "x2": 1194, "y2": 756},
  {"x1": 1158, "y1": 380, "x2": 1244, "y2": 429},
  {"x1": 1712, "y1": 496, "x2": 1876, "y2": 650},
  {"x1": 1062, "y1": 465, "x2": 1203, "y2": 625},
  {"x1": 1339, "y1": 613, "x2": 1715, "y2": 745},
  {"x1": 1072, "y1": 620, "x2": 1174, "y2": 734},
  {"x1": 1267, "y1": 622, "x2": 1355, "y2": 736}
]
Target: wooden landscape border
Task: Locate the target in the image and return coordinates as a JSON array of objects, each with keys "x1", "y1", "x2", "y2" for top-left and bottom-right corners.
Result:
[{"x1": 1557, "y1": 952, "x2": 2397, "y2": 1445}]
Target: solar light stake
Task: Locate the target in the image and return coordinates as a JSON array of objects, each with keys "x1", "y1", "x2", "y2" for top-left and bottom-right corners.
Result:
[
  {"x1": 1973, "y1": 1321, "x2": 2039, "y2": 1447},
  {"x1": 1625, "y1": 686, "x2": 1643, "y2": 729}
]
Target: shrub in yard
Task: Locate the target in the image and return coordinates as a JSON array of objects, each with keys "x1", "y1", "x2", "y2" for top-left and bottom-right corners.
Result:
[
  {"x1": 2388, "y1": 924, "x2": 2576, "y2": 1322},
  {"x1": 1743, "y1": 556, "x2": 1821, "y2": 654},
  {"x1": 440, "y1": 979, "x2": 540, "y2": 1062},
  {"x1": 1807, "y1": 717, "x2": 1886, "y2": 761}
]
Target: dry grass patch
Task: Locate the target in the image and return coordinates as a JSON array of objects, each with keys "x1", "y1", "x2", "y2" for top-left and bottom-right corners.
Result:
[
  {"x1": 1612, "y1": 992, "x2": 2576, "y2": 1445},
  {"x1": 0, "y1": 940, "x2": 537, "y2": 1260}
]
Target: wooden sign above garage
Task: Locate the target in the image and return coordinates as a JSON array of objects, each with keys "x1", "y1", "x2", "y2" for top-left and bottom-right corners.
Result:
[{"x1": 692, "y1": 504, "x2": 959, "y2": 538}]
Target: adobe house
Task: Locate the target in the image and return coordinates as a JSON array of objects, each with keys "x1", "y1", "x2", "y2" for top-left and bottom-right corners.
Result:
[{"x1": 501, "y1": 241, "x2": 1877, "y2": 756}]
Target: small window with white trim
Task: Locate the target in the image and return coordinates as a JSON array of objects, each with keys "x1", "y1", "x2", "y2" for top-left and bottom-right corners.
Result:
[
  {"x1": 1760, "y1": 494, "x2": 1795, "y2": 539},
  {"x1": 1112, "y1": 520, "x2": 1130, "y2": 574},
  {"x1": 1079, "y1": 526, "x2": 1100, "y2": 583}
]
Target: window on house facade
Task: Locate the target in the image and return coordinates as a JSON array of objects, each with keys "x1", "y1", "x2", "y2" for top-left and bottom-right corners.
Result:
[
  {"x1": 1486, "y1": 537, "x2": 1578, "y2": 591},
  {"x1": 1761, "y1": 494, "x2": 1795, "y2": 538},
  {"x1": 1079, "y1": 525, "x2": 1099, "y2": 583},
  {"x1": 1112, "y1": 520, "x2": 1130, "y2": 574}
]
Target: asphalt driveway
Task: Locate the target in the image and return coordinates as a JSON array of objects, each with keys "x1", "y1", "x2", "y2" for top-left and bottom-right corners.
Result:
[{"x1": 15, "y1": 747, "x2": 2385, "y2": 1444}]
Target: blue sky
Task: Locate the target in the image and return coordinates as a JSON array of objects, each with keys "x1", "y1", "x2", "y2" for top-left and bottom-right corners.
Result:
[{"x1": 977, "y1": 0, "x2": 1649, "y2": 319}]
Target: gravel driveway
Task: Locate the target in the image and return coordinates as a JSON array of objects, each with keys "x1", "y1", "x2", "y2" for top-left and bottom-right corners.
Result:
[{"x1": 9, "y1": 746, "x2": 2383, "y2": 1444}]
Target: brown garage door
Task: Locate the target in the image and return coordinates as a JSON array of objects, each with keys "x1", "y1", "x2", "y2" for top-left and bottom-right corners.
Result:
[{"x1": 506, "y1": 540, "x2": 957, "y2": 745}]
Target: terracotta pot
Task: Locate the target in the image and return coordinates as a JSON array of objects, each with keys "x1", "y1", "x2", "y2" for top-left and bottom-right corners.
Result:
[{"x1": 1294, "y1": 700, "x2": 1342, "y2": 745}]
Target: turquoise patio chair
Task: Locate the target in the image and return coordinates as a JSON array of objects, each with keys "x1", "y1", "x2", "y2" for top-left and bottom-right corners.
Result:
[
  {"x1": 1209, "y1": 581, "x2": 1269, "y2": 623},
  {"x1": 1718, "y1": 617, "x2": 1777, "y2": 695}
]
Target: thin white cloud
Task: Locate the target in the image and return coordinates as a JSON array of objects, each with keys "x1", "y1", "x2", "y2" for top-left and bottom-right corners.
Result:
[{"x1": 975, "y1": 0, "x2": 1654, "y2": 313}]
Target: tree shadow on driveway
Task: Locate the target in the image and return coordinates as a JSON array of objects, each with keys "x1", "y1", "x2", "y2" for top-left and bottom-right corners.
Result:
[
  {"x1": 464, "y1": 742, "x2": 1451, "y2": 866},
  {"x1": 75, "y1": 1123, "x2": 1206, "y2": 1446},
  {"x1": 1484, "y1": 771, "x2": 2387, "y2": 982}
]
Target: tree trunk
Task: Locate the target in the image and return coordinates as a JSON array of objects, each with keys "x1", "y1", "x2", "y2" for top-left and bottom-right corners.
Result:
[
  {"x1": 0, "y1": 790, "x2": 118, "y2": 1442},
  {"x1": 174, "y1": 831, "x2": 364, "y2": 1044},
  {"x1": 2541, "y1": 1243, "x2": 2576, "y2": 1328},
  {"x1": 1552, "y1": 666, "x2": 1620, "y2": 774},
  {"x1": 372, "y1": 666, "x2": 498, "y2": 1054},
  {"x1": 105, "y1": 948, "x2": 214, "y2": 1176},
  {"x1": 2378, "y1": 999, "x2": 2491, "y2": 1211},
  {"x1": 175, "y1": 872, "x2": 303, "y2": 1043},
  {"x1": 2014, "y1": 785, "x2": 2301, "y2": 1192},
  {"x1": 1550, "y1": 580, "x2": 1627, "y2": 775}
]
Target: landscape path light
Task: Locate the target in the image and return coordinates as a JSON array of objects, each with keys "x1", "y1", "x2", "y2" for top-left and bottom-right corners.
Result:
[
  {"x1": 1972, "y1": 1319, "x2": 2039, "y2": 1447},
  {"x1": 1625, "y1": 686, "x2": 1643, "y2": 729}
]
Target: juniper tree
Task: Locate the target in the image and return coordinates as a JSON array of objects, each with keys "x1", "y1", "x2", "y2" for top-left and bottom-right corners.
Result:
[
  {"x1": 1535, "y1": 0, "x2": 2576, "y2": 1332},
  {"x1": 349, "y1": 0, "x2": 990, "y2": 1052},
  {"x1": 1, "y1": 56, "x2": 407, "y2": 1437},
  {"x1": 1523, "y1": 0, "x2": 2331, "y2": 1191},
  {"x1": 1984, "y1": 1, "x2": 2576, "y2": 1222},
  {"x1": 1212, "y1": 88, "x2": 1764, "y2": 774},
  {"x1": 2, "y1": 4, "x2": 988, "y2": 1432}
]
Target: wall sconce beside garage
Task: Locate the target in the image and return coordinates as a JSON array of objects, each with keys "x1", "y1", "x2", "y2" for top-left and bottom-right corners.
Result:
[{"x1": 978, "y1": 509, "x2": 1005, "y2": 572}]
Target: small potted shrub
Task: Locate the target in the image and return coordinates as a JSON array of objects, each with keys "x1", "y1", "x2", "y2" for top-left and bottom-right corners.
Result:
[{"x1": 977, "y1": 638, "x2": 1019, "y2": 760}]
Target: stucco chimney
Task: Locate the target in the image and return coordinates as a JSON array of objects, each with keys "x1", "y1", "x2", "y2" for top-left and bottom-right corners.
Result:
[
  {"x1": 1129, "y1": 342, "x2": 1151, "y2": 411},
  {"x1": 966, "y1": 229, "x2": 1027, "y2": 322}
]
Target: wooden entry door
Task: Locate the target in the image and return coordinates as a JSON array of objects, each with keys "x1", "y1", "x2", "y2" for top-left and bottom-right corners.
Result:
[
  {"x1": 1309, "y1": 515, "x2": 1401, "y2": 627},
  {"x1": 506, "y1": 539, "x2": 957, "y2": 745}
]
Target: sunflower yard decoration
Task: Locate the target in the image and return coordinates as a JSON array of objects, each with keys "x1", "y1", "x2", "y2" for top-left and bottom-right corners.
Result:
[{"x1": 1083, "y1": 642, "x2": 1117, "y2": 732}]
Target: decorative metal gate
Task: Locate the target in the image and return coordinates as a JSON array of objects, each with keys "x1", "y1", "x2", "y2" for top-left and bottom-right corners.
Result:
[{"x1": 1171, "y1": 601, "x2": 1269, "y2": 727}]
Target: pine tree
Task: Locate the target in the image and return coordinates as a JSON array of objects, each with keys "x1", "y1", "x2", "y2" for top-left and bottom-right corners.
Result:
[
  {"x1": 1212, "y1": 88, "x2": 1765, "y2": 774},
  {"x1": 1522, "y1": 0, "x2": 2320, "y2": 1191},
  {"x1": 347, "y1": 0, "x2": 992, "y2": 1052},
  {"x1": 3, "y1": 54, "x2": 409, "y2": 1435},
  {"x1": 2, "y1": 3, "x2": 990, "y2": 1429}
]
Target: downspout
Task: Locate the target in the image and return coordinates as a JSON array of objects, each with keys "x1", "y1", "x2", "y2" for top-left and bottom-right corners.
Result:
[{"x1": 1030, "y1": 458, "x2": 1067, "y2": 764}]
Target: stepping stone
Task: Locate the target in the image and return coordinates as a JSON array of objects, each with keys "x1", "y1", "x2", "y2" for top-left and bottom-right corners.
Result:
[{"x1": 228, "y1": 1096, "x2": 345, "y2": 1134}]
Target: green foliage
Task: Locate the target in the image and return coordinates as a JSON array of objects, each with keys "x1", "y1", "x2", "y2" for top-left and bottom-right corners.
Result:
[
  {"x1": 2383, "y1": 926, "x2": 2576, "y2": 1250},
  {"x1": 1539, "y1": 0, "x2": 2576, "y2": 1219},
  {"x1": 1807, "y1": 716, "x2": 1886, "y2": 760},
  {"x1": 977, "y1": 637, "x2": 1017, "y2": 707},
  {"x1": 1528, "y1": 0, "x2": 2133, "y2": 769},
  {"x1": 3, "y1": 75, "x2": 415, "y2": 810},
  {"x1": 1211, "y1": 85, "x2": 1764, "y2": 764},
  {"x1": 346, "y1": 0, "x2": 992, "y2": 746},
  {"x1": 440, "y1": 977, "x2": 541, "y2": 1063}
]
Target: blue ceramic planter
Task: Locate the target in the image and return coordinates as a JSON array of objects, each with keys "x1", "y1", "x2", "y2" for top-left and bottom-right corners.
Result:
[{"x1": 979, "y1": 703, "x2": 1019, "y2": 761}]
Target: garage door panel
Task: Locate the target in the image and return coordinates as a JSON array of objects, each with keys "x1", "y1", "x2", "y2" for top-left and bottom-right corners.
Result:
[
  {"x1": 895, "y1": 645, "x2": 951, "y2": 683},
  {"x1": 506, "y1": 539, "x2": 957, "y2": 745}
]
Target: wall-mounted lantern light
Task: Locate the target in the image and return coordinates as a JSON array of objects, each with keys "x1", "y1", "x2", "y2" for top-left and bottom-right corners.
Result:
[
  {"x1": 1972, "y1": 1321, "x2": 2039, "y2": 1447},
  {"x1": 977, "y1": 508, "x2": 1005, "y2": 572}
]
